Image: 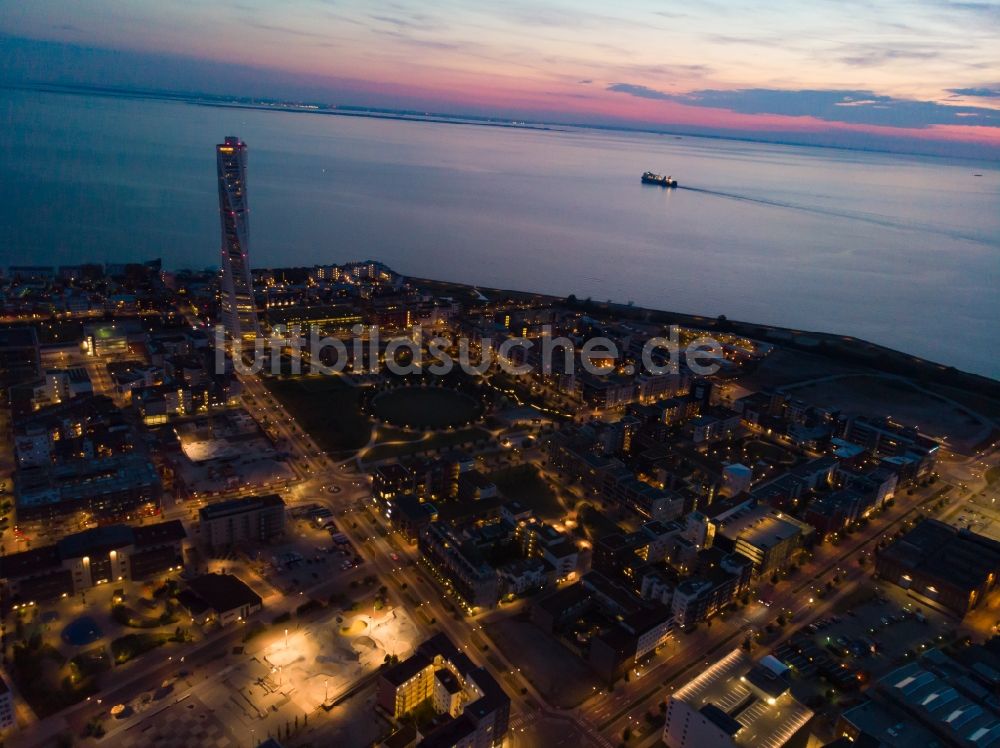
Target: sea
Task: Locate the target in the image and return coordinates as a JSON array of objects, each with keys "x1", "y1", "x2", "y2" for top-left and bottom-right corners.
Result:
[{"x1": 1, "y1": 86, "x2": 998, "y2": 377}]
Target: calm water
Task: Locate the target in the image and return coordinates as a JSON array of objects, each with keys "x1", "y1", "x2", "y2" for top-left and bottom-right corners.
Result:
[{"x1": 1, "y1": 87, "x2": 998, "y2": 376}]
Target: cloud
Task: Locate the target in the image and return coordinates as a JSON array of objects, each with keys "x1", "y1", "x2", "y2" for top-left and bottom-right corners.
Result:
[
  {"x1": 935, "y1": 1, "x2": 1000, "y2": 17},
  {"x1": 606, "y1": 83, "x2": 673, "y2": 101},
  {"x1": 948, "y1": 87, "x2": 1000, "y2": 97},
  {"x1": 367, "y1": 11, "x2": 441, "y2": 33},
  {"x1": 245, "y1": 22, "x2": 330, "y2": 40},
  {"x1": 607, "y1": 84, "x2": 1000, "y2": 128},
  {"x1": 840, "y1": 48, "x2": 943, "y2": 66}
]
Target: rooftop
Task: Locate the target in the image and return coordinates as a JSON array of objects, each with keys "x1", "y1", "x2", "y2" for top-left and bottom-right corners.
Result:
[
  {"x1": 671, "y1": 648, "x2": 813, "y2": 748},
  {"x1": 199, "y1": 494, "x2": 285, "y2": 521},
  {"x1": 185, "y1": 573, "x2": 261, "y2": 613},
  {"x1": 880, "y1": 519, "x2": 1000, "y2": 592},
  {"x1": 2, "y1": 519, "x2": 185, "y2": 578}
]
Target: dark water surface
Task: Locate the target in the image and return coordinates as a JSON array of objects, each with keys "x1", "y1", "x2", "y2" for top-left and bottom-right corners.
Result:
[{"x1": 1, "y1": 87, "x2": 998, "y2": 376}]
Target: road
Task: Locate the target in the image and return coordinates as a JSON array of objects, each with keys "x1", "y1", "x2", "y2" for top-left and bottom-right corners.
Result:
[
  {"x1": 19, "y1": 314, "x2": 997, "y2": 747},
  {"x1": 592, "y1": 478, "x2": 957, "y2": 745},
  {"x1": 226, "y1": 335, "x2": 999, "y2": 748}
]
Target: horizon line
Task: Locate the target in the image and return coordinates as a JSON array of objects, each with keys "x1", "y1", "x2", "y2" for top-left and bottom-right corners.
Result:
[{"x1": 5, "y1": 78, "x2": 999, "y2": 165}]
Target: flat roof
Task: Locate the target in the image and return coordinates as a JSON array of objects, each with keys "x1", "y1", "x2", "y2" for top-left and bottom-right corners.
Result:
[
  {"x1": 3, "y1": 519, "x2": 185, "y2": 578},
  {"x1": 381, "y1": 653, "x2": 431, "y2": 687},
  {"x1": 199, "y1": 494, "x2": 285, "y2": 521},
  {"x1": 700, "y1": 703, "x2": 742, "y2": 736},
  {"x1": 880, "y1": 519, "x2": 1000, "y2": 592},
  {"x1": 672, "y1": 648, "x2": 813, "y2": 748}
]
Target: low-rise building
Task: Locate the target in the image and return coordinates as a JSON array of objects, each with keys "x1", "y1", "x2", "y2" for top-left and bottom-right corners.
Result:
[
  {"x1": 385, "y1": 494, "x2": 439, "y2": 542},
  {"x1": 853, "y1": 643, "x2": 1000, "y2": 746},
  {"x1": 180, "y1": 573, "x2": 262, "y2": 626},
  {"x1": 876, "y1": 519, "x2": 1000, "y2": 617}
]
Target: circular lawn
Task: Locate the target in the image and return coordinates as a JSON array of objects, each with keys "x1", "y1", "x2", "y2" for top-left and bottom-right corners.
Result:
[{"x1": 372, "y1": 386, "x2": 482, "y2": 430}]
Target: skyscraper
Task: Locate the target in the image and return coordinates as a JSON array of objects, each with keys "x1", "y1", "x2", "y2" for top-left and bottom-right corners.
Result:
[{"x1": 216, "y1": 136, "x2": 260, "y2": 342}]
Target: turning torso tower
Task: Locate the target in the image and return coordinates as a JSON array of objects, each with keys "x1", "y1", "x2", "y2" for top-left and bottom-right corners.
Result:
[{"x1": 216, "y1": 136, "x2": 260, "y2": 342}]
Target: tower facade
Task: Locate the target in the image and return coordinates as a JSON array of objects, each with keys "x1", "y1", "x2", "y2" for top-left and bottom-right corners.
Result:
[{"x1": 217, "y1": 136, "x2": 260, "y2": 341}]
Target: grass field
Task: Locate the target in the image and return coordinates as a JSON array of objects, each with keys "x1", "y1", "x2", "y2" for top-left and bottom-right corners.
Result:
[
  {"x1": 265, "y1": 376, "x2": 372, "y2": 453},
  {"x1": 373, "y1": 386, "x2": 481, "y2": 429},
  {"x1": 988, "y1": 466, "x2": 1000, "y2": 486},
  {"x1": 578, "y1": 504, "x2": 622, "y2": 539},
  {"x1": 433, "y1": 464, "x2": 562, "y2": 523},
  {"x1": 488, "y1": 464, "x2": 563, "y2": 520},
  {"x1": 744, "y1": 439, "x2": 796, "y2": 466},
  {"x1": 361, "y1": 426, "x2": 492, "y2": 464}
]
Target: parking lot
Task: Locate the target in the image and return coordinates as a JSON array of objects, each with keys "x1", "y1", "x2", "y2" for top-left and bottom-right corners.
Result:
[
  {"x1": 248, "y1": 505, "x2": 366, "y2": 594},
  {"x1": 949, "y1": 493, "x2": 1000, "y2": 541},
  {"x1": 775, "y1": 583, "x2": 952, "y2": 701}
]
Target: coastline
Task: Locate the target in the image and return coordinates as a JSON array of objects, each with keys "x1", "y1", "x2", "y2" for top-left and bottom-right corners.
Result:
[{"x1": 405, "y1": 273, "x2": 1000, "y2": 397}]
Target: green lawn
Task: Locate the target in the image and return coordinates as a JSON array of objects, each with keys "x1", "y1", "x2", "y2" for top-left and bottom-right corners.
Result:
[
  {"x1": 265, "y1": 376, "x2": 372, "y2": 453},
  {"x1": 578, "y1": 504, "x2": 622, "y2": 539},
  {"x1": 488, "y1": 464, "x2": 563, "y2": 520},
  {"x1": 988, "y1": 466, "x2": 1000, "y2": 486},
  {"x1": 435, "y1": 464, "x2": 563, "y2": 523},
  {"x1": 111, "y1": 632, "x2": 171, "y2": 664},
  {"x1": 10, "y1": 639, "x2": 96, "y2": 717},
  {"x1": 743, "y1": 439, "x2": 796, "y2": 466},
  {"x1": 361, "y1": 426, "x2": 492, "y2": 464},
  {"x1": 373, "y1": 387, "x2": 481, "y2": 429}
]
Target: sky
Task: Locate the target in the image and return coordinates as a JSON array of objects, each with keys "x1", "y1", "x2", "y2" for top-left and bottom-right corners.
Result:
[{"x1": 1, "y1": 0, "x2": 999, "y2": 157}]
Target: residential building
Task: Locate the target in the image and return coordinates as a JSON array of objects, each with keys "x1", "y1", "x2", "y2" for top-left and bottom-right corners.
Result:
[
  {"x1": 0, "y1": 675, "x2": 13, "y2": 730},
  {"x1": 198, "y1": 494, "x2": 286, "y2": 550},
  {"x1": 376, "y1": 633, "x2": 509, "y2": 748},
  {"x1": 419, "y1": 523, "x2": 501, "y2": 612},
  {"x1": 1, "y1": 520, "x2": 186, "y2": 604},
  {"x1": 670, "y1": 551, "x2": 752, "y2": 627},
  {"x1": 14, "y1": 452, "x2": 162, "y2": 525},
  {"x1": 217, "y1": 136, "x2": 260, "y2": 341}
]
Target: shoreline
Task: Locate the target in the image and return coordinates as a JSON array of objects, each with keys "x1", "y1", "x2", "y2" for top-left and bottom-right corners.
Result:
[{"x1": 404, "y1": 273, "x2": 1000, "y2": 396}]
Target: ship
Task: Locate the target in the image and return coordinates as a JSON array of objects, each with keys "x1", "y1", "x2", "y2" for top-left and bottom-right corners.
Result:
[{"x1": 641, "y1": 171, "x2": 678, "y2": 187}]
